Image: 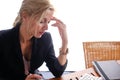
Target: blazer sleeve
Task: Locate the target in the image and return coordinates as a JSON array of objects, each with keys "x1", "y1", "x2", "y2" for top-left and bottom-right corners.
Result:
[
  {"x1": 44, "y1": 32, "x2": 67, "y2": 78},
  {"x1": 0, "y1": 31, "x2": 3, "y2": 58}
]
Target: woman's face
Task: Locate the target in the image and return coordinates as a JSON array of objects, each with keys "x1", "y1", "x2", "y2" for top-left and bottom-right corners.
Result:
[{"x1": 29, "y1": 10, "x2": 54, "y2": 38}]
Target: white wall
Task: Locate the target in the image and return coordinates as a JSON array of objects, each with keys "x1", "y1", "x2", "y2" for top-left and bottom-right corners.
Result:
[
  {"x1": 0, "y1": 0, "x2": 22, "y2": 30},
  {"x1": 0, "y1": 0, "x2": 120, "y2": 71}
]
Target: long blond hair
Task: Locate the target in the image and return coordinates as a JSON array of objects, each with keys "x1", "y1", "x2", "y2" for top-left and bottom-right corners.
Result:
[{"x1": 13, "y1": 0, "x2": 54, "y2": 27}]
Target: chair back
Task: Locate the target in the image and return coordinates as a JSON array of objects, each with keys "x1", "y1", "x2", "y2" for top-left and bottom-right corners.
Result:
[{"x1": 83, "y1": 41, "x2": 120, "y2": 68}]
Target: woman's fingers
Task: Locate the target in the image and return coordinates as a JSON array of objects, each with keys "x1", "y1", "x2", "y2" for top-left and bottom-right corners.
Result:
[
  {"x1": 51, "y1": 17, "x2": 66, "y2": 30},
  {"x1": 25, "y1": 74, "x2": 42, "y2": 80},
  {"x1": 51, "y1": 17, "x2": 63, "y2": 24}
]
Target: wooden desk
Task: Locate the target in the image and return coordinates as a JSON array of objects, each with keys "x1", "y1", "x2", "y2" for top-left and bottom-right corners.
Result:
[
  {"x1": 49, "y1": 60, "x2": 120, "y2": 80},
  {"x1": 49, "y1": 68, "x2": 99, "y2": 80}
]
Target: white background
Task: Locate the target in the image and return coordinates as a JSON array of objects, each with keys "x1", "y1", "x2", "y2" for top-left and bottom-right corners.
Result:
[{"x1": 0, "y1": 0, "x2": 120, "y2": 71}]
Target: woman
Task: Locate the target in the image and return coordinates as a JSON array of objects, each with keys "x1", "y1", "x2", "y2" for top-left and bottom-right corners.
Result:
[{"x1": 0, "y1": 0, "x2": 68, "y2": 80}]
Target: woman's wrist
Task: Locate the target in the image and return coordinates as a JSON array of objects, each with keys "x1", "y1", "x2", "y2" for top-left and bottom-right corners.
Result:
[{"x1": 59, "y1": 48, "x2": 69, "y2": 55}]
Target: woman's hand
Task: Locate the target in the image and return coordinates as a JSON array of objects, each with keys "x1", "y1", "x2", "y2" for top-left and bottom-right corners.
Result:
[
  {"x1": 25, "y1": 74, "x2": 42, "y2": 80},
  {"x1": 51, "y1": 17, "x2": 68, "y2": 47}
]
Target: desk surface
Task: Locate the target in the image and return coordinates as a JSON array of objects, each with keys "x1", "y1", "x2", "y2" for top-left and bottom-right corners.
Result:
[{"x1": 49, "y1": 60, "x2": 120, "y2": 80}]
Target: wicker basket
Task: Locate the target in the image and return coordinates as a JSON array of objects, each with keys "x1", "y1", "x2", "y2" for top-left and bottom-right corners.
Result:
[{"x1": 83, "y1": 41, "x2": 120, "y2": 68}]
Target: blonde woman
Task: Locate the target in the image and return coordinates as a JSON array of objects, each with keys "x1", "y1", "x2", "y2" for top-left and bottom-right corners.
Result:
[{"x1": 0, "y1": 0, "x2": 68, "y2": 80}]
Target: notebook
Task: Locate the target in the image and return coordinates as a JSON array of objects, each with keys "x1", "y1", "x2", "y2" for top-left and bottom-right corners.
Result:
[{"x1": 92, "y1": 60, "x2": 120, "y2": 80}]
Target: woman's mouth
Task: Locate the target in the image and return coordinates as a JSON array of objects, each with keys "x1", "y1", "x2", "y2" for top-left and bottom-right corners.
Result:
[{"x1": 39, "y1": 32, "x2": 44, "y2": 35}]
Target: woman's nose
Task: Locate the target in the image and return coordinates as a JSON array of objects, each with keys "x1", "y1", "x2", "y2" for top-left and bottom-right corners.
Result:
[{"x1": 43, "y1": 24, "x2": 48, "y2": 30}]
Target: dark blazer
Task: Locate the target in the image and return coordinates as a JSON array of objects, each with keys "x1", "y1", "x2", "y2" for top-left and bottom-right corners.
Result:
[{"x1": 0, "y1": 24, "x2": 67, "y2": 80}]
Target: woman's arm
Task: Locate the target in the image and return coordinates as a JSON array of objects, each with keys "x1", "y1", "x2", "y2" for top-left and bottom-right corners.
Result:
[{"x1": 51, "y1": 17, "x2": 68, "y2": 65}]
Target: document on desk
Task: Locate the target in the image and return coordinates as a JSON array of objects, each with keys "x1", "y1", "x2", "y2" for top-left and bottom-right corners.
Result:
[
  {"x1": 92, "y1": 60, "x2": 120, "y2": 80},
  {"x1": 79, "y1": 73, "x2": 103, "y2": 80}
]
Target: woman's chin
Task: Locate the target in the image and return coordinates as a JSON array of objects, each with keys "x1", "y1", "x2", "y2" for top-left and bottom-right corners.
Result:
[
  {"x1": 34, "y1": 34, "x2": 41, "y2": 38},
  {"x1": 35, "y1": 32, "x2": 44, "y2": 38},
  {"x1": 36, "y1": 35, "x2": 42, "y2": 38}
]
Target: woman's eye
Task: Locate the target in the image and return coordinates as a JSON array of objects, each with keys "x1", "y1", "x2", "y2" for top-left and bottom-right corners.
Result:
[
  {"x1": 40, "y1": 19, "x2": 50, "y2": 24},
  {"x1": 48, "y1": 21, "x2": 50, "y2": 24},
  {"x1": 40, "y1": 19, "x2": 47, "y2": 23},
  {"x1": 40, "y1": 21, "x2": 44, "y2": 23}
]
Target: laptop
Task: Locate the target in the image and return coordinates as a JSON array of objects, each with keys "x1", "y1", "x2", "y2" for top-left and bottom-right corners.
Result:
[{"x1": 92, "y1": 60, "x2": 120, "y2": 80}]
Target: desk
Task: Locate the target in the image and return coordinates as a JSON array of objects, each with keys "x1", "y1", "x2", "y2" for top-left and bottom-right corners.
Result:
[{"x1": 49, "y1": 60, "x2": 120, "y2": 80}]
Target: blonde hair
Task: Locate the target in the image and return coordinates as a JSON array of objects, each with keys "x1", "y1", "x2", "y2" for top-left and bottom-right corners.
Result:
[{"x1": 13, "y1": 0, "x2": 54, "y2": 27}]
